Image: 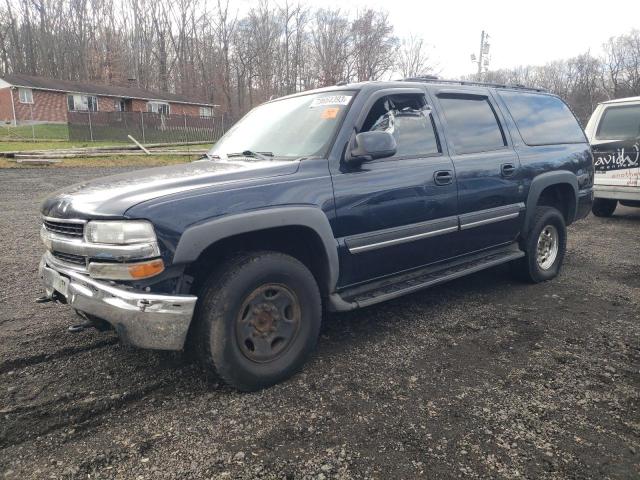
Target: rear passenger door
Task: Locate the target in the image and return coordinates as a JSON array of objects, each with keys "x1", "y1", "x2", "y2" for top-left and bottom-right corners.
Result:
[{"x1": 433, "y1": 90, "x2": 524, "y2": 254}]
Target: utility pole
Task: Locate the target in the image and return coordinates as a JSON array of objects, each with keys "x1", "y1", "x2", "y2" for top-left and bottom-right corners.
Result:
[{"x1": 470, "y1": 30, "x2": 491, "y2": 79}]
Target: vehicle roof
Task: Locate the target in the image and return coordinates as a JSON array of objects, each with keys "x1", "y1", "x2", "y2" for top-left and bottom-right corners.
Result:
[
  {"x1": 600, "y1": 95, "x2": 640, "y2": 105},
  {"x1": 273, "y1": 78, "x2": 549, "y2": 103}
]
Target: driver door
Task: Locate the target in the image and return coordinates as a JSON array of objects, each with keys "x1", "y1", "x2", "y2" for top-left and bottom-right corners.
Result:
[{"x1": 330, "y1": 88, "x2": 459, "y2": 287}]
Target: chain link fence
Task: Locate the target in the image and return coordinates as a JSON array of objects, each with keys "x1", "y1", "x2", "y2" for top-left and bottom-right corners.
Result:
[
  {"x1": 0, "y1": 122, "x2": 70, "y2": 142},
  {"x1": 67, "y1": 111, "x2": 233, "y2": 144}
]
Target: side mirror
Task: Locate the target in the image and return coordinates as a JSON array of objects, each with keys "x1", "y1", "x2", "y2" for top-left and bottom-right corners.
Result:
[{"x1": 348, "y1": 131, "x2": 397, "y2": 163}]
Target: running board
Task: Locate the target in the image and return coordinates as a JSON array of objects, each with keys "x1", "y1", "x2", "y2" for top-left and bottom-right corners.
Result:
[{"x1": 340, "y1": 244, "x2": 524, "y2": 308}]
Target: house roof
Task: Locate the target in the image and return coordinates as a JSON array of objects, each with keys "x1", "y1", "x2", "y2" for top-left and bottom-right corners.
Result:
[{"x1": 0, "y1": 73, "x2": 214, "y2": 106}]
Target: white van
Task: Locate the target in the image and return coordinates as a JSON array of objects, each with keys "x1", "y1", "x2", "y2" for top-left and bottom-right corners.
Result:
[{"x1": 584, "y1": 96, "x2": 640, "y2": 217}]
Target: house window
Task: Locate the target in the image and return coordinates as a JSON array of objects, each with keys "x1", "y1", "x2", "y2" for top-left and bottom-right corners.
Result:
[
  {"x1": 67, "y1": 94, "x2": 98, "y2": 112},
  {"x1": 147, "y1": 101, "x2": 170, "y2": 115},
  {"x1": 115, "y1": 99, "x2": 126, "y2": 112},
  {"x1": 199, "y1": 106, "x2": 213, "y2": 118},
  {"x1": 18, "y1": 88, "x2": 33, "y2": 104}
]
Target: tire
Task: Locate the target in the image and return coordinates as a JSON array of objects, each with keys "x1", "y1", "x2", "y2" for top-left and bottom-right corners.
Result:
[
  {"x1": 592, "y1": 198, "x2": 617, "y2": 217},
  {"x1": 511, "y1": 206, "x2": 567, "y2": 283},
  {"x1": 191, "y1": 251, "x2": 322, "y2": 391}
]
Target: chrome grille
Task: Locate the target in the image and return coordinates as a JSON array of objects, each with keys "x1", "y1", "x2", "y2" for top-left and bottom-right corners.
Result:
[
  {"x1": 43, "y1": 219, "x2": 85, "y2": 237},
  {"x1": 52, "y1": 251, "x2": 86, "y2": 266}
]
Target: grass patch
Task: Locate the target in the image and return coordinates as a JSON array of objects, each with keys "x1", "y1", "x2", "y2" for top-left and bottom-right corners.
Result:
[
  {"x1": 0, "y1": 141, "x2": 213, "y2": 152},
  {"x1": 0, "y1": 140, "x2": 134, "y2": 152},
  {"x1": 0, "y1": 154, "x2": 197, "y2": 168},
  {"x1": 0, "y1": 123, "x2": 69, "y2": 140}
]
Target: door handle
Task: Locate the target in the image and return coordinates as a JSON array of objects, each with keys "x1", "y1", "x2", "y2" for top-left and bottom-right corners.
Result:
[
  {"x1": 501, "y1": 163, "x2": 517, "y2": 177},
  {"x1": 434, "y1": 170, "x2": 453, "y2": 186}
]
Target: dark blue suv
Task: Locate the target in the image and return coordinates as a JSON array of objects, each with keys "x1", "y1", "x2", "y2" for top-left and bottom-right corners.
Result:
[{"x1": 38, "y1": 79, "x2": 594, "y2": 390}]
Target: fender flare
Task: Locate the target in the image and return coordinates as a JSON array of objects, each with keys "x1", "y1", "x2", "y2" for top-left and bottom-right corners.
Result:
[
  {"x1": 172, "y1": 206, "x2": 339, "y2": 293},
  {"x1": 524, "y1": 170, "x2": 578, "y2": 233}
]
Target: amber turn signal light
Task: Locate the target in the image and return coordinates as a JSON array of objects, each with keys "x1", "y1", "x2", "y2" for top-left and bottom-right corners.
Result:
[
  {"x1": 88, "y1": 258, "x2": 165, "y2": 280},
  {"x1": 127, "y1": 259, "x2": 165, "y2": 279}
]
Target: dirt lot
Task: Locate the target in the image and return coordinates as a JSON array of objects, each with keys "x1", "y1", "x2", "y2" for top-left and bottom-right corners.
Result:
[{"x1": 1, "y1": 168, "x2": 638, "y2": 479}]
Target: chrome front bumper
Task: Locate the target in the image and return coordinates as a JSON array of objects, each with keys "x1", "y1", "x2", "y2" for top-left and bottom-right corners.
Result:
[{"x1": 39, "y1": 254, "x2": 198, "y2": 350}]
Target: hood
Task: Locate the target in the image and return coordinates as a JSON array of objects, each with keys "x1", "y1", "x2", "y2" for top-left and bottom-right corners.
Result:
[{"x1": 41, "y1": 159, "x2": 301, "y2": 219}]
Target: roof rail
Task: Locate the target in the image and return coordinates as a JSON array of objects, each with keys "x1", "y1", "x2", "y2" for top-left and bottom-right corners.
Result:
[{"x1": 401, "y1": 76, "x2": 547, "y2": 93}]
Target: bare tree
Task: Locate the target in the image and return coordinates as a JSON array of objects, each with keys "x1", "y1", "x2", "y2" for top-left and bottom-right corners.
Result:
[
  {"x1": 246, "y1": 1, "x2": 281, "y2": 102},
  {"x1": 311, "y1": 8, "x2": 350, "y2": 86},
  {"x1": 397, "y1": 34, "x2": 435, "y2": 78},
  {"x1": 350, "y1": 9, "x2": 397, "y2": 82},
  {"x1": 1, "y1": 0, "x2": 638, "y2": 123},
  {"x1": 214, "y1": 0, "x2": 236, "y2": 113},
  {"x1": 603, "y1": 30, "x2": 640, "y2": 98}
]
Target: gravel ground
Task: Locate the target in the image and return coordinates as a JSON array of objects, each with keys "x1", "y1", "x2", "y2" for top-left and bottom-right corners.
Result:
[{"x1": 0, "y1": 168, "x2": 638, "y2": 479}]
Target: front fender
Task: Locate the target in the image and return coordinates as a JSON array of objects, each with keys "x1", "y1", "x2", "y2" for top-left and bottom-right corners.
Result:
[{"x1": 172, "y1": 206, "x2": 340, "y2": 293}]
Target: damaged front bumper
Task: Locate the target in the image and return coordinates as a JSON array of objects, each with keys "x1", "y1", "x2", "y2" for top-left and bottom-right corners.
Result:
[{"x1": 38, "y1": 254, "x2": 197, "y2": 350}]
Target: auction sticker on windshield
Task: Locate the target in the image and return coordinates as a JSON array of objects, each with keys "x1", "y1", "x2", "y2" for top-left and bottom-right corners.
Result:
[
  {"x1": 309, "y1": 94, "x2": 352, "y2": 108},
  {"x1": 321, "y1": 107, "x2": 340, "y2": 119}
]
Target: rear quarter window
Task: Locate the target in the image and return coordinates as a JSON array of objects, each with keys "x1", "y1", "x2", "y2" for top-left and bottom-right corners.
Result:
[{"x1": 499, "y1": 91, "x2": 586, "y2": 145}]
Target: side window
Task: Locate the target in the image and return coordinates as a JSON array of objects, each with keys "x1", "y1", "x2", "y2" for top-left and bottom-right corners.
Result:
[
  {"x1": 595, "y1": 104, "x2": 640, "y2": 141},
  {"x1": 499, "y1": 91, "x2": 586, "y2": 145},
  {"x1": 437, "y1": 95, "x2": 506, "y2": 154},
  {"x1": 361, "y1": 94, "x2": 440, "y2": 158}
]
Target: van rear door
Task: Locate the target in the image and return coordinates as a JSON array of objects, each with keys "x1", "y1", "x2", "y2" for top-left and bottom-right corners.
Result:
[{"x1": 590, "y1": 103, "x2": 640, "y2": 189}]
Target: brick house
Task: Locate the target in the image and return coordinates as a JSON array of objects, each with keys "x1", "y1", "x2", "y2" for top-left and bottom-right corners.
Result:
[{"x1": 0, "y1": 74, "x2": 217, "y2": 125}]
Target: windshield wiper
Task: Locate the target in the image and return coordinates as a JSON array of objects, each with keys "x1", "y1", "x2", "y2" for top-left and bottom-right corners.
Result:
[
  {"x1": 196, "y1": 152, "x2": 228, "y2": 161},
  {"x1": 227, "y1": 150, "x2": 274, "y2": 161}
]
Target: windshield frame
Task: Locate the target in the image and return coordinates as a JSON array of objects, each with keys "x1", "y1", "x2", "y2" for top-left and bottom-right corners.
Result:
[{"x1": 209, "y1": 89, "x2": 358, "y2": 160}]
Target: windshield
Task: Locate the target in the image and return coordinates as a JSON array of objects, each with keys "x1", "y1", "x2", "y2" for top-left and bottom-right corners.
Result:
[
  {"x1": 596, "y1": 104, "x2": 640, "y2": 141},
  {"x1": 210, "y1": 91, "x2": 354, "y2": 159}
]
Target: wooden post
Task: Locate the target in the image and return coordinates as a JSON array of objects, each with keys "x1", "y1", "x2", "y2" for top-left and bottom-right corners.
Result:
[
  {"x1": 140, "y1": 111, "x2": 146, "y2": 143},
  {"x1": 88, "y1": 110, "x2": 94, "y2": 142},
  {"x1": 30, "y1": 104, "x2": 35, "y2": 141},
  {"x1": 127, "y1": 135, "x2": 151, "y2": 154},
  {"x1": 184, "y1": 114, "x2": 187, "y2": 143},
  {"x1": 9, "y1": 88, "x2": 17, "y2": 126}
]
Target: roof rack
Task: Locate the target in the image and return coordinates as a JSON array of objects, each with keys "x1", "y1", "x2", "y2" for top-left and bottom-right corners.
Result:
[{"x1": 401, "y1": 76, "x2": 547, "y2": 93}]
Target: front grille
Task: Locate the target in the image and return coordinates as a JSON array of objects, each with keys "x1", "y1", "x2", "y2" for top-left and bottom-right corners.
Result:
[
  {"x1": 52, "y1": 251, "x2": 86, "y2": 266},
  {"x1": 43, "y1": 219, "x2": 85, "y2": 237}
]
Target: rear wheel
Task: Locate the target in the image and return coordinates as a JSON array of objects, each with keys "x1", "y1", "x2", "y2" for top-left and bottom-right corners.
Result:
[
  {"x1": 592, "y1": 198, "x2": 617, "y2": 217},
  {"x1": 192, "y1": 251, "x2": 321, "y2": 391},
  {"x1": 511, "y1": 206, "x2": 566, "y2": 283}
]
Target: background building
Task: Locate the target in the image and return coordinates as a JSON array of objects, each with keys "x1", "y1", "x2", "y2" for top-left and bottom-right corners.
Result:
[{"x1": 0, "y1": 74, "x2": 216, "y2": 125}]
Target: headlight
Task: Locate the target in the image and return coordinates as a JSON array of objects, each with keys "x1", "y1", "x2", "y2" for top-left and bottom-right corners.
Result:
[{"x1": 85, "y1": 220, "x2": 156, "y2": 244}]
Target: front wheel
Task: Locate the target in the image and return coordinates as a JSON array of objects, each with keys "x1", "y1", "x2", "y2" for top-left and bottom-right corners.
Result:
[
  {"x1": 192, "y1": 251, "x2": 322, "y2": 391},
  {"x1": 592, "y1": 198, "x2": 617, "y2": 217},
  {"x1": 511, "y1": 206, "x2": 567, "y2": 283}
]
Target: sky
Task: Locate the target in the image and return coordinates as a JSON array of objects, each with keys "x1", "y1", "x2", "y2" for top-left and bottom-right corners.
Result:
[{"x1": 239, "y1": 0, "x2": 640, "y2": 78}]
